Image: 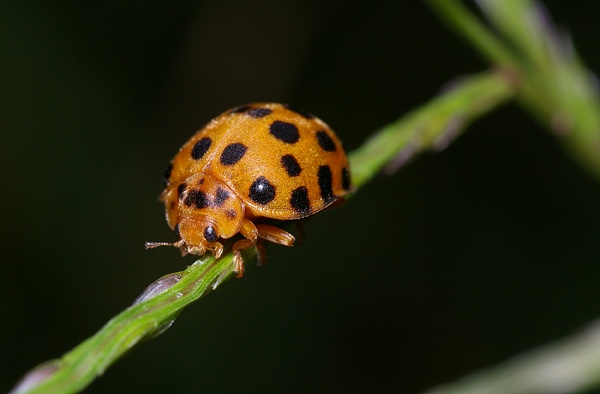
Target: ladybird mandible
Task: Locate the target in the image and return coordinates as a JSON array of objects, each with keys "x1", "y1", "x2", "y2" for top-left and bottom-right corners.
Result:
[{"x1": 146, "y1": 103, "x2": 352, "y2": 277}]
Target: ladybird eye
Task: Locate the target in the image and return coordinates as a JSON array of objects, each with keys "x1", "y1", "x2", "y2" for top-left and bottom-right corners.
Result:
[{"x1": 203, "y1": 226, "x2": 218, "y2": 243}]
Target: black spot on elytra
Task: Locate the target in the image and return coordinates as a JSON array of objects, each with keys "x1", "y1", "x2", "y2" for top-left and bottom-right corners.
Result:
[
  {"x1": 283, "y1": 104, "x2": 314, "y2": 119},
  {"x1": 249, "y1": 176, "x2": 276, "y2": 205},
  {"x1": 225, "y1": 209, "x2": 237, "y2": 219},
  {"x1": 169, "y1": 201, "x2": 176, "y2": 211},
  {"x1": 230, "y1": 105, "x2": 251, "y2": 114},
  {"x1": 163, "y1": 164, "x2": 172, "y2": 186},
  {"x1": 214, "y1": 187, "x2": 230, "y2": 207},
  {"x1": 290, "y1": 187, "x2": 311, "y2": 214},
  {"x1": 191, "y1": 137, "x2": 212, "y2": 160},
  {"x1": 316, "y1": 130, "x2": 337, "y2": 152},
  {"x1": 270, "y1": 121, "x2": 300, "y2": 144},
  {"x1": 318, "y1": 165, "x2": 335, "y2": 204},
  {"x1": 280, "y1": 154, "x2": 302, "y2": 177},
  {"x1": 204, "y1": 226, "x2": 218, "y2": 242},
  {"x1": 341, "y1": 167, "x2": 351, "y2": 191},
  {"x1": 247, "y1": 108, "x2": 272, "y2": 118},
  {"x1": 220, "y1": 143, "x2": 247, "y2": 165},
  {"x1": 177, "y1": 183, "x2": 187, "y2": 200},
  {"x1": 184, "y1": 189, "x2": 209, "y2": 209}
]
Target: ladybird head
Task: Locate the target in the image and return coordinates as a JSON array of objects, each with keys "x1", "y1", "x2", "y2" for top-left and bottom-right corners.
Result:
[{"x1": 147, "y1": 173, "x2": 244, "y2": 258}]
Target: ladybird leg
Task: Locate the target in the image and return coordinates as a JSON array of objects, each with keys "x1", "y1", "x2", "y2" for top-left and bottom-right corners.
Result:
[
  {"x1": 253, "y1": 225, "x2": 295, "y2": 268},
  {"x1": 255, "y1": 240, "x2": 267, "y2": 266},
  {"x1": 255, "y1": 224, "x2": 295, "y2": 247},
  {"x1": 209, "y1": 242, "x2": 223, "y2": 259},
  {"x1": 232, "y1": 219, "x2": 259, "y2": 278},
  {"x1": 231, "y1": 239, "x2": 255, "y2": 278}
]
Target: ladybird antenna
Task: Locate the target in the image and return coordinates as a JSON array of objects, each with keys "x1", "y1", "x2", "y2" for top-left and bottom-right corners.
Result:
[
  {"x1": 145, "y1": 240, "x2": 184, "y2": 250},
  {"x1": 145, "y1": 241, "x2": 173, "y2": 249}
]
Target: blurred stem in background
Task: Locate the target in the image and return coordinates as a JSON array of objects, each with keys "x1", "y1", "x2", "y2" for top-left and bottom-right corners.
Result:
[
  {"x1": 428, "y1": 0, "x2": 600, "y2": 181},
  {"x1": 422, "y1": 0, "x2": 600, "y2": 393},
  {"x1": 11, "y1": 0, "x2": 600, "y2": 393},
  {"x1": 424, "y1": 319, "x2": 600, "y2": 394}
]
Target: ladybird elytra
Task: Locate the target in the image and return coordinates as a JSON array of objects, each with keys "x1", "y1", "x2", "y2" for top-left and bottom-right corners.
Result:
[{"x1": 146, "y1": 103, "x2": 352, "y2": 277}]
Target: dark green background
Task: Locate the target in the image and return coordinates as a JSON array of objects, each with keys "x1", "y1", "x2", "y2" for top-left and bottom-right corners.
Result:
[{"x1": 3, "y1": 1, "x2": 600, "y2": 393}]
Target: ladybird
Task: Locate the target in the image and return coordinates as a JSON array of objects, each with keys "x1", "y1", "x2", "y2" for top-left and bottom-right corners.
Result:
[{"x1": 146, "y1": 103, "x2": 352, "y2": 277}]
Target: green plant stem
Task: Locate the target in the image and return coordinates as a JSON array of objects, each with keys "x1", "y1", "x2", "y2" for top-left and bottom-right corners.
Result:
[
  {"x1": 11, "y1": 250, "x2": 247, "y2": 394},
  {"x1": 426, "y1": 0, "x2": 516, "y2": 67},
  {"x1": 427, "y1": 0, "x2": 600, "y2": 181},
  {"x1": 349, "y1": 69, "x2": 515, "y2": 188},
  {"x1": 11, "y1": 69, "x2": 515, "y2": 394}
]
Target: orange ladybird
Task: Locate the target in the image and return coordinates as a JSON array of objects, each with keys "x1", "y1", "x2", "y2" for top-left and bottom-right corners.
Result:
[{"x1": 147, "y1": 103, "x2": 351, "y2": 277}]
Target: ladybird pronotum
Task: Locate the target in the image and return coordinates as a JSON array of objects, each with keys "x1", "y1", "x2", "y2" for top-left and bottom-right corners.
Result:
[{"x1": 147, "y1": 103, "x2": 352, "y2": 277}]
